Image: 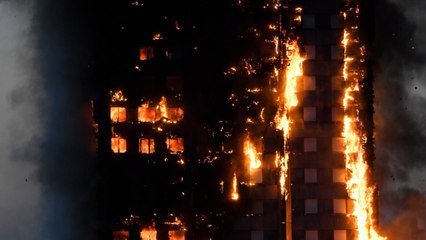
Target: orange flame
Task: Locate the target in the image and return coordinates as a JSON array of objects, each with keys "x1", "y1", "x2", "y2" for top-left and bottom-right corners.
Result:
[
  {"x1": 111, "y1": 90, "x2": 127, "y2": 102},
  {"x1": 139, "y1": 138, "x2": 155, "y2": 154},
  {"x1": 168, "y1": 231, "x2": 185, "y2": 240},
  {"x1": 277, "y1": 152, "x2": 289, "y2": 199},
  {"x1": 138, "y1": 100, "x2": 183, "y2": 123},
  {"x1": 231, "y1": 172, "x2": 239, "y2": 201},
  {"x1": 342, "y1": 10, "x2": 387, "y2": 240},
  {"x1": 167, "y1": 137, "x2": 184, "y2": 154},
  {"x1": 275, "y1": 41, "x2": 305, "y2": 135},
  {"x1": 111, "y1": 136, "x2": 127, "y2": 153},
  {"x1": 244, "y1": 137, "x2": 261, "y2": 170},
  {"x1": 158, "y1": 96, "x2": 168, "y2": 119},
  {"x1": 140, "y1": 228, "x2": 157, "y2": 240},
  {"x1": 110, "y1": 107, "x2": 126, "y2": 122},
  {"x1": 275, "y1": 40, "x2": 305, "y2": 198}
]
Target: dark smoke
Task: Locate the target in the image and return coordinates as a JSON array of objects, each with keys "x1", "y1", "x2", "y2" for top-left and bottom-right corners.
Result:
[
  {"x1": 1, "y1": 0, "x2": 97, "y2": 239},
  {"x1": 375, "y1": 0, "x2": 426, "y2": 239},
  {"x1": 3, "y1": 0, "x2": 98, "y2": 239},
  {"x1": 32, "y1": 0, "x2": 98, "y2": 239}
]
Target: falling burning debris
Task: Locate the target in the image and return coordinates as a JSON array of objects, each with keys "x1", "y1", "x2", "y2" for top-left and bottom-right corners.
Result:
[
  {"x1": 231, "y1": 172, "x2": 239, "y2": 201},
  {"x1": 275, "y1": 40, "x2": 305, "y2": 198},
  {"x1": 342, "y1": 2, "x2": 386, "y2": 239}
]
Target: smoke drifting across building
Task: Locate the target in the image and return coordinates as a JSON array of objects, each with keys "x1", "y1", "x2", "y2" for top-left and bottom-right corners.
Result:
[{"x1": 93, "y1": 0, "x2": 382, "y2": 240}]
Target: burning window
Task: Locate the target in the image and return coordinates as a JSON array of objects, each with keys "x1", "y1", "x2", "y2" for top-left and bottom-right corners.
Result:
[
  {"x1": 113, "y1": 231, "x2": 129, "y2": 240},
  {"x1": 138, "y1": 98, "x2": 183, "y2": 123},
  {"x1": 167, "y1": 107, "x2": 184, "y2": 122},
  {"x1": 111, "y1": 107, "x2": 126, "y2": 122},
  {"x1": 168, "y1": 230, "x2": 185, "y2": 240},
  {"x1": 140, "y1": 228, "x2": 157, "y2": 240},
  {"x1": 140, "y1": 46, "x2": 154, "y2": 61},
  {"x1": 167, "y1": 137, "x2": 184, "y2": 154},
  {"x1": 139, "y1": 138, "x2": 155, "y2": 154},
  {"x1": 250, "y1": 168, "x2": 262, "y2": 184},
  {"x1": 138, "y1": 104, "x2": 156, "y2": 122},
  {"x1": 111, "y1": 136, "x2": 127, "y2": 153}
]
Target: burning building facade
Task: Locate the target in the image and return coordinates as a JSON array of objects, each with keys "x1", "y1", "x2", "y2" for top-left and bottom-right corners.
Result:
[{"x1": 94, "y1": 0, "x2": 383, "y2": 240}]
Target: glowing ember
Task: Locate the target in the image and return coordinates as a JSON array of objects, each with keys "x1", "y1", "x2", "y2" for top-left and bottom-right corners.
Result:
[
  {"x1": 138, "y1": 103, "x2": 156, "y2": 122},
  {"x1": 342, "y1": 5, "x2": 386, "y2": 239},
  {"x1": 111, "y1": 90, "x2": 127, "y2": 102},
  {"x1": 231, "y1": 172, "x2": 239, "y2": 201}
]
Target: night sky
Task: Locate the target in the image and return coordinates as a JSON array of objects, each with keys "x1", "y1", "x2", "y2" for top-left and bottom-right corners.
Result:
[{"x1": 0, "y1": 0, "x2": 425, "y2": 239}]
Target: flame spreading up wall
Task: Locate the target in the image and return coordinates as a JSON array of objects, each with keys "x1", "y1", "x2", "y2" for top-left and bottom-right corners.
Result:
[
  {"x1": 342, "y1": 1, "x2": 387, "y2": 239},
  {"x1": 275, "y1": 40, "x2": 305, "y2": 199}
]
